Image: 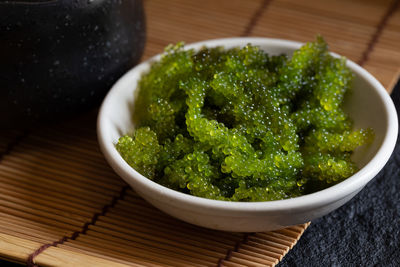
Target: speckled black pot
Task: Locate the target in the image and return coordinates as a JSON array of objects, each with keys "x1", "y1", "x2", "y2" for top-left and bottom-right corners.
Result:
[{"x1": 0, "y1": 0, "x2": 145, "y2": 128}]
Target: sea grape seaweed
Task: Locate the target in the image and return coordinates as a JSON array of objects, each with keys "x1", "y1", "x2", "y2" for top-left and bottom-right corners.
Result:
[{"x1": 116, "y1": 37, "x2": 374, "y2": 201}]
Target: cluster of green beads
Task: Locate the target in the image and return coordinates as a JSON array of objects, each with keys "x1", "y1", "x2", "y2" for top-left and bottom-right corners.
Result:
[{"x1": 116, "y1": 37, "x2": 374, "y2": 201}]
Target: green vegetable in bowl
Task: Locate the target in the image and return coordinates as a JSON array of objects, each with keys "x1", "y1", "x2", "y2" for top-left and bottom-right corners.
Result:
[{"x1": 116, "y1": 37, "x2": 374, "y2": 202}]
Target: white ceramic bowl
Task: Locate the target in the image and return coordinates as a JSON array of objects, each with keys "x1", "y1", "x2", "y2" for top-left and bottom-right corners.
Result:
[{"x1": 97, "y1": 38, "x2": 398, "y2": 232}]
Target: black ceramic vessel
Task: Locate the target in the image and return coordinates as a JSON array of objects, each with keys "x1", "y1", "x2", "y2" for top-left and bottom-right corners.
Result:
[{"x1": 0, "y1": 0, "x2": 145, "y2": 128}]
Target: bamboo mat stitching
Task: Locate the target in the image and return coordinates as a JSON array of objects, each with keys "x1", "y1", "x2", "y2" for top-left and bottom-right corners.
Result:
[
  {"x1": 241, "y1": 0, "x2": 272, "y2": 36},
  {"x1": 26, "y1": 185, "x2": 130, "y2": 267},
  {"x1": 358, "y1": 0, "x2": 400, "y2": 66},
  {"x1": 217, "y1": 233, "x2": 251, "y2": 266}
]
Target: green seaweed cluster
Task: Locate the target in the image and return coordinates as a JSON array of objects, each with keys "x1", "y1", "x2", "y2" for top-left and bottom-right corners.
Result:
[{"x1": 116, "y1": 37, "x2": 374, "y2": 201}]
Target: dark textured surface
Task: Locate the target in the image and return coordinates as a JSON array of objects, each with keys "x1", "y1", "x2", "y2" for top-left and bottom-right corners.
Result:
[
  {"x1": 280, "y1": 81, "x2": 400, "y2": 267},
  {"x1": 0, "y1": 261, "x2": 23, "y2": 267},
  {"x1": 0, "y1": 0, "x2": 145, "y2": 128}
]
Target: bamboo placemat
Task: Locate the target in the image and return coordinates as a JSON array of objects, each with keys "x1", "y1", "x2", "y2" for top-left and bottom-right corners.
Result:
[
  {"x1": 0, "y1": 117, "x2": 310, "y2": 267},
  {"x1": 1, "y1": 0, "x2": 399, "y2": 266}
]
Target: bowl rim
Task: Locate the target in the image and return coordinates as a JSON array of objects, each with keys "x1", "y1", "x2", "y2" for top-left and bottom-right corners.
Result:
[{"x1": 98, "y1": 37, "x2": 398, "y2": 212}]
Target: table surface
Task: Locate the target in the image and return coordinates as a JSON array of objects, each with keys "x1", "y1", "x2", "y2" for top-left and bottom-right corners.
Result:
[{"x1": 1, "y1": 0, "x2": 400, "y2": 266}]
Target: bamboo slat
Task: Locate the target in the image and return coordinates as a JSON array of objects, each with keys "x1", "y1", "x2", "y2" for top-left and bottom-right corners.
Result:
[
  {"x1": 364, "y1": 7, "x2": 400, "y2": 89},
  {"x1": 0, "y1": 0, "x2": 399, "y2": 266},
  {"x1": 36, "y1": 246, "x2": 135, "y2": 267},
  {"x1": 0, "y1": 233, "x2": 42, "y2": 264},
  {"x1": 142, "y1": 0, "x2": 264, "y2": 58}
]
